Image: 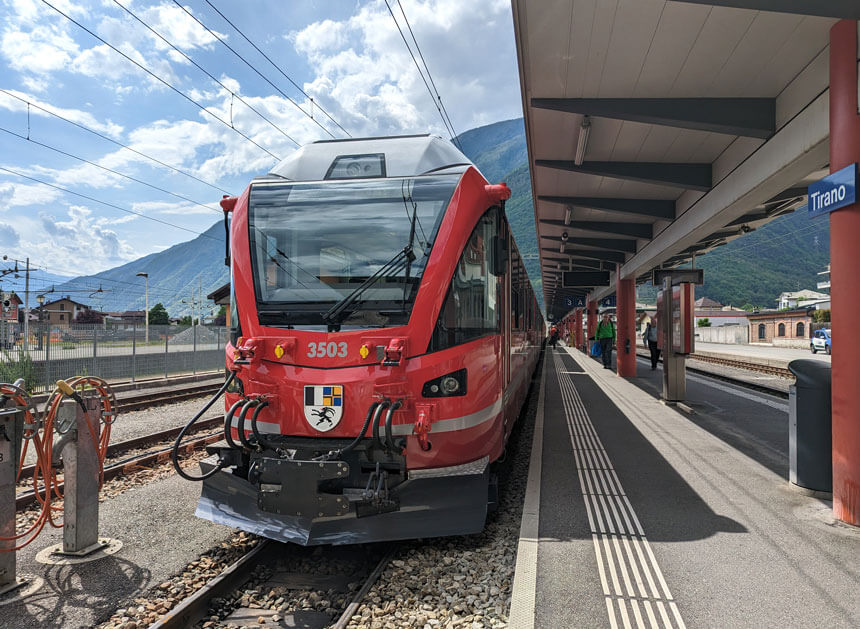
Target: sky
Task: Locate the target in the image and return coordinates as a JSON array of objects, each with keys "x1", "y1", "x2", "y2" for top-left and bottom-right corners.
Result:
[{"x1": 0, "y1": 0, "x2": 523, "y2": 301}]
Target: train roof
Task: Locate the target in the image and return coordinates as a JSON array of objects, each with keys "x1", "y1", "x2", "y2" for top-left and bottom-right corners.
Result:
[{"x1": 267, "y1": 134, "x2": 473, "y2": 182}]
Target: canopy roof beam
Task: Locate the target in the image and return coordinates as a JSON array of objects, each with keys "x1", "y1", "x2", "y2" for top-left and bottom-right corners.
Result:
[
  {"x1": 541, "y1": 247, "x2": 627, "y2": 263},
  {"x1": 532, "y1": 97, "x2": 775, "y2": 138},
  {"x1": 536, "y1": 160, "x2": 712, "y2": 191},
  {"x1": 540, "y1": 218, "x2": 653, "y2": 239},
  {"x1": 669, "y1": 0, "x2": 860, "y2": 19},
  {"x1": 538, "y1": 195, "x2": 676, "y2": 220},
  {"x1": 544, "y1": 234, "x2": 638, "y2": 253}
]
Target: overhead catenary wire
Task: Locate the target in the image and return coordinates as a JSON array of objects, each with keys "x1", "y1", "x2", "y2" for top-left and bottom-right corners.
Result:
[
  {"x1": 394, "y1": 0, "x2": 461, "y2": 146},
  {"x1": 0, "y1": 89, "x2": 233, "y2": 196},
  {"x1": 0, "y1": 126, "x2": 221, "y2": 215},
  {"x1": 110, "y1": 0, "x2": 299, "y2": 148},
  {"x1": 40, "y1": 0, "x2": 282, "y2": 161},
  {"x1": 201, "y1": 0, "x2": 352, "y2": 138},
  {"x1": 171, "y1": 0, "x2": 338, "y2": 139},
  {"x1": 0, "y1": 166, "x2": 219, "y2": 240},
  {"x1": 382, "y1": 0, "x2": 460, "y2": 148}
]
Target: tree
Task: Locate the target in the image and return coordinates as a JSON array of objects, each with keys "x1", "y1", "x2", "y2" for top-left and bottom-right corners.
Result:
[
  {"x1": 812, "y1": 309, "x2": 830, "y2": 323},
  {"x1": 214, "y1": 305, "x2": 227, "y2": 326},
  {"x1": 179, "y1": 315, "x2": 192, "y2": 326},
  {"x1": 697, "y1": 317, "x2": 711, "y2": 327},
  {"x1": 148, "y1": 303, "x2": 169, "y2": 325},
  {"x1": 74, "y1": 308, "x2": 104, "y2": 324}
]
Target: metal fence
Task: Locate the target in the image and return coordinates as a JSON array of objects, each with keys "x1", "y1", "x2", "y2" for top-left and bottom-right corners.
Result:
[{"x1": 0, "y1": 323, "x2": 227, "y2": 393}]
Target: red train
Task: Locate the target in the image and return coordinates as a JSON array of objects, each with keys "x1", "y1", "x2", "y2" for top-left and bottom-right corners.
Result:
[{"x1": 188, "y1": 135, "x2": 544, "y2": 545}]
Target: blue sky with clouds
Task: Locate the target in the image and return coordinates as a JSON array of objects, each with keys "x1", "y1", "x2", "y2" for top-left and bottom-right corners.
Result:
[{"x1": 0, "y1": 0, "x2": 523, "y2": 298}]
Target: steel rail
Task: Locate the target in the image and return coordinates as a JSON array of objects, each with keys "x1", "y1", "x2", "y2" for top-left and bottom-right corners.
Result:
[{"x1": 15, "y1": 426, "x2": 223, "y2": 510}]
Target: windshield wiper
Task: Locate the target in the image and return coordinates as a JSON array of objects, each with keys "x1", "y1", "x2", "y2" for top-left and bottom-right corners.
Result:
[
  {"x1": 321, "y1": 245, "x2": 416, "y2": 325},
  {"x1": 323, "y1": 183, "x2": 422, "y2": 326}
]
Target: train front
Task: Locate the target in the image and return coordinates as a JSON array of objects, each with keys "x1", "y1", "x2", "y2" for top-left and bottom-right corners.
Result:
[{"x1": 196, "y1": 136, "x2": 510, "y2": 545}]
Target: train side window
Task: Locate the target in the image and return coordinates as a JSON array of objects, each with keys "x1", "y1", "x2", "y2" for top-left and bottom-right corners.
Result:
[{"x1": 428, "y1": 208, "x2": 501, "y2": 352}]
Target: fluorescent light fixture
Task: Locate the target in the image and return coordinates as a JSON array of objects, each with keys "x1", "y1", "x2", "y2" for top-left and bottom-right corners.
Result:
[
  {"x1": 574, "y1": 116, "x2": 591, "y2": 166},
  {"x1": 564, "y1": 207, "x2": 572, "y2": 225},
  {"x1": 560, "y1": 242, "x2": 565, "y2": 253}
]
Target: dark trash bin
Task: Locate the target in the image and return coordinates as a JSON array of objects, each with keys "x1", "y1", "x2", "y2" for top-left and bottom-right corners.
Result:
[{"x1": 787, "y1": 359, "x2": 831, "y2": 492}]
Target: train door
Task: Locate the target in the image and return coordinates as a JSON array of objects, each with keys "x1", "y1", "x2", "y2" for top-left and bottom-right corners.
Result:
[{"x1": 502, "y1": 220, "x2": 511, "y2": 391}]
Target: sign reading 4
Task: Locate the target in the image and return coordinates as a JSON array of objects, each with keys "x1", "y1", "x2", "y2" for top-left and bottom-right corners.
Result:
[{"x1": 307, "y1": 341, "x2": 348, "y2": 358}]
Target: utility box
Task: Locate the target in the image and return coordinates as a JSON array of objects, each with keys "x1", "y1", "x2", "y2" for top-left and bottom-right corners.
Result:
[{"x1": 788, "y1": 359, "x2": 832, "y2": 492}]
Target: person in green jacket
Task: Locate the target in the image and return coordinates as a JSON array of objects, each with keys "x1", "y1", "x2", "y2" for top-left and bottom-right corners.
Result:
[{"x1": 596, "y1": 313, "x2": 616, "y2": 369}]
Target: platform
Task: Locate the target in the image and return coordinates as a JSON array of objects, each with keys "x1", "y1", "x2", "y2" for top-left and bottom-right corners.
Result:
[{"x1": 510, "y1": 346, "x2": 860, "y2": 629}]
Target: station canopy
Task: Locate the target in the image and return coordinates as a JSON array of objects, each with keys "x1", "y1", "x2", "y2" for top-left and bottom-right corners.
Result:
[{"x1": 512, "y1": 0, "x2": 860, "y2": 317}]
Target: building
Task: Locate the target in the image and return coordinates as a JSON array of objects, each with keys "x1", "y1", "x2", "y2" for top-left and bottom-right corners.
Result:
[
  {"x1": 817, "y1": 264, "x2": 831, "y2": 292},
  {"x1": 207, "y1": 283, "x2": 230, "y2": 325},
  {"x1": 34, "y1": 297, "x2": 91, "y2": 328},
  {"x1": 694, "y1": 297, "x2": 749, "y2": 327},
  {"x1": 105, "y1": 310, "x2": 146, "y2": 329},
  {"x1": 747, "y1": 309, "x2": 813, "y2": 348},
  {"x1": 777, "y1": 289, "x2": 829, "y2": 310},
  {"x1": 1, "y1": 292, "x2": 22, "y2": 323}
]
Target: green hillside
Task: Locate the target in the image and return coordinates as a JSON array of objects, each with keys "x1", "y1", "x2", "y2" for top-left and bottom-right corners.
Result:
[{"x1": 637, "y1": 209, "x2": 829, "y2": 308}]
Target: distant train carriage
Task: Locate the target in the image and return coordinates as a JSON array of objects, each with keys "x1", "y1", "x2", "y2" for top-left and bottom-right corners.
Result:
[{"x1": 184, "y1": 135, "x2": 543, "y2": 545}]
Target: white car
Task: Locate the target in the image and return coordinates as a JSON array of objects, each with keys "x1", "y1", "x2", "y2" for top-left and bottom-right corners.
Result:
[{"x1": 810, "y1": 329, "x2": 831, "y2": 355}]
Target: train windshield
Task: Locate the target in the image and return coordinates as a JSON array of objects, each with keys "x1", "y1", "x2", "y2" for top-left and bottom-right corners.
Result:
[{"x1": 248, "y1": 175, "x2": 459, "y2": 329}]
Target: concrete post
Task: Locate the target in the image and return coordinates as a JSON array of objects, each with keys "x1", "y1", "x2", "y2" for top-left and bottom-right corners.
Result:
[
  {"x1": 57, "y1": 397, "x2": 105, "y2": 556},
  {"x1": 0, "y1": 404, "x2": 21, "y2": 593},
  {"x1": 829, "y1": 19, "x2": 860, "y2": 526},
  {"x1": 616, "y1": 278, "x2": 637, "y2": 377}
]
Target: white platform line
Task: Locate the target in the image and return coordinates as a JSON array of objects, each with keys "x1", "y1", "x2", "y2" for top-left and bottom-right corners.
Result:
[
  {"x1": 508, "y1": 355, "x2": 547, "y2": 629},
  {"x1": 553, "y1": 352, "x2": 685, "y2": 628}
]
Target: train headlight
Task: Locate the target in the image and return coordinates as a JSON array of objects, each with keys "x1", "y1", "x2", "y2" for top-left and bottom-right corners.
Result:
[{"x1": 422, "y1": 368, "x2": 467, "y2": 398}]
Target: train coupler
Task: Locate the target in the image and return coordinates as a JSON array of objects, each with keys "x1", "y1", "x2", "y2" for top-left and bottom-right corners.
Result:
[
  {"x1": 355, "y1": 461, "x2": 399, "y2": 518},
  {"x1": 254, "y1": 457, "x2": 351, "y2": 518}
]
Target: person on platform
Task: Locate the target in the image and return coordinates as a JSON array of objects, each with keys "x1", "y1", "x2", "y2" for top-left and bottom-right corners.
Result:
[
  {"x1": 595, "y1": 313, "x2": 616, "y2": 369},
  {"x1": 549, "y1": 326, "x2": 559, "y2": 347},
  {"x1": 644, "y1": 316, "x2": 660, "y2": 370}
]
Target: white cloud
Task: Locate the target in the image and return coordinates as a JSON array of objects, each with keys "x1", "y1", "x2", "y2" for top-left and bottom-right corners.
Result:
[
  {"x1": 36, "y1": 204, "x2": 138, "y2": 272},
  {"x1": 0, "y1": 90, "x2": 124, "y2": 137},
  {"x1": 0, "y1": 222, "x2": 21, "y2": 247},
  {"x1": 289, "y1": 0, "x2": 521, "y2": 137},
  {"x1": 0, "y1": 180, "x2": 62, "y2": 207},
  {"x1": 132, "y1": 199, "x2": 219, "y2": 216}
]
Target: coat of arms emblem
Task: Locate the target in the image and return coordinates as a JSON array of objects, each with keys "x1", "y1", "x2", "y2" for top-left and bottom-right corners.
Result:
[{"x1": 303, "y1": 385, "x2": 343, "y2": 432}]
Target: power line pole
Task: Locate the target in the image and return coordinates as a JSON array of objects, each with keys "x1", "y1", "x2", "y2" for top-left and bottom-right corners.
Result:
[{"x1": 23, "y1": 257, "x2": 29, "y2": 353}]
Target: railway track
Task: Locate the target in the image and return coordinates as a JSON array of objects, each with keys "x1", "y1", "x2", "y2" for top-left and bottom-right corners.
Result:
[
  {"x1": 150, "y1": 541, "x2": 396, "y2": 629},
  {"x1": 113, "y1": 381, "x2": 223, "y2": 413},
  {"x1": 634, "y1": 349, "x2": 794, "y2": 380},
  {"x1": 15, "y1": 418, "x2": 224, "y2": 510},
  {"x1": 685, "y1": 352, "x2": 794, "y2": 379}
]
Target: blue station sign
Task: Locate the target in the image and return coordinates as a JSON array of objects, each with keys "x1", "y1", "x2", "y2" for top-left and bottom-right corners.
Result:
[
  {"x1": 565, "y1": 296, "x2": 586, "y2": 308},
  {"x1": 808, "y1": 163, "x2": 857, "y2": 218},
  {"x1": 600, "y1": 295, "x2": 617, "y2": 308}
]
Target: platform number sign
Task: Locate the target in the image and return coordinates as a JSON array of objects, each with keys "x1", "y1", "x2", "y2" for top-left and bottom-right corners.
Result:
[{"x1": 600, "y1": 295, "x2": 617, "y2": 308}]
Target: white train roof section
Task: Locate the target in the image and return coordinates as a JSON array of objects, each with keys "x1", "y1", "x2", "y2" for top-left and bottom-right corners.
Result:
[{"x1": 268, "y1": 134, "x2": 472, "y2": 182}]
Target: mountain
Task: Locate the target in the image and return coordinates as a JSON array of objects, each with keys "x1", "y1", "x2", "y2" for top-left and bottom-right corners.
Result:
[
  {"x1": 51, "y1": 222, "x2": 228, "y2": 316},
  {"x1": 456, "y1": 118, "x2": 528, "y2": 184},
  {"x1": 637, "y1": 209, "x2": 830, "y2": 308},
  {"x1": 695, "y1": 210, "x2": 829, "y2": 308},
  {"x1": 0, "y1": 269, "x2": 72, "y2": 302}
]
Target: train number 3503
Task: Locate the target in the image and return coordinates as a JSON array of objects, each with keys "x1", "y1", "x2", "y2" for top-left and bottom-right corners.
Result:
[{"x1": 307, "y1": 341, "x2": 348, "y2": 358}]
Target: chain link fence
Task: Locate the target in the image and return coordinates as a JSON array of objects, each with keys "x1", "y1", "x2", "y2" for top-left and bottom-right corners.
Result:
[{"x1": 0, "y1": 322, "x2": 227, "y2": 393}]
